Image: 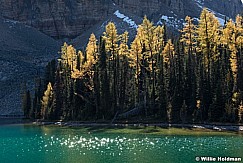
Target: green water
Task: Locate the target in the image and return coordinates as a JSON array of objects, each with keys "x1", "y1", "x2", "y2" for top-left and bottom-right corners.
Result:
[{"x1": 0, "y1": 125, "x2": 243, "y2": 163}]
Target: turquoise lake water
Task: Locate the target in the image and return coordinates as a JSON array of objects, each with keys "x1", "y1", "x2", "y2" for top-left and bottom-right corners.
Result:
[{"x1": 0, "y1": 125, "x2": 243, "y2": 163}]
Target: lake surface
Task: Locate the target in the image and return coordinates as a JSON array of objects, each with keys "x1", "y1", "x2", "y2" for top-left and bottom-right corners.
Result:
[{"x1": 0, "y1": 125, "x2": 243, "y2": 163}]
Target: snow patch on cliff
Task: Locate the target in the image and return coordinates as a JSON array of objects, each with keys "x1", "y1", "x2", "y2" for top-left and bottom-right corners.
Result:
[
  {"x1": 114, "y1": 10, "x2": 138, "y2": 28},
  {"x1": 195, "y1": 0, "x2": 204, "y2": 8},
  {"x1": 208, "y1": 10, "x2": 226, "y2": 26},
  {"x1": 157, "y1": 15, "x2": 184, "y2": 29},
  {"x1": 194, "y1": 0, "x2": 226, "y2": 26},
  {"x1": 217, "y1": 17, "x2": 225, "y2": 26}
]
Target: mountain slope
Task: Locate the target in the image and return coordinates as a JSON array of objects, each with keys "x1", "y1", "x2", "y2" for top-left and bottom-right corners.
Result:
[
  {"x1": 0, "y1": 17, "x2": 60, "y2": 115},
  {"x1": 72, "y1": 0, "x2": 243, "y2": 47},
  {"x1": 0, "y1": 0, "x2": 242, "y2": 39},
  {"x1": 0, "y1": 0, "x2": 242, "y2": 115}
]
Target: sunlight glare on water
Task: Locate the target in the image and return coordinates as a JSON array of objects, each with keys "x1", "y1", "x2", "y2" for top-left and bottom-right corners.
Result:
[{"x1": 0, "y1": 125, "x2": 243, "y2": 163}]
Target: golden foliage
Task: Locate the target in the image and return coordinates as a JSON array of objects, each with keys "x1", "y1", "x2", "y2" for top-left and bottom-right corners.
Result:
[
  {"x1": 221, "y1": 18, "x2": 243, "y2": 82},
  {"x1": 236, "y1": 15, "x2": 243, "y2": 46},
  {"x1": 162, "y1": 39, "x2": 175, "y2": 65},
  {"x1": 41, "y1": 82, "x2": 53, "y2": 119},
  {"x1": 130, "y1": 36, "x2": 142, "y2": 69},
  {"x1": 73, "y1": 34, "x2": 98, "y2": 79},
  {"x1": 238, "y1": 101, "x2": 243, "y2": 123},
  {"x1": 197, "y1": 8, "x2": 220, "y2": 51},
  {"x1": 60, "y1": 34, "x2": 98, "y2": 79},
  {"x1": 119, "y1": 31, "x2": 129, "y2": 57},
  {"x1": 103, "y1": 22, "x2": 119, "y2": 53},
  {"x1": 180, "y1": 16, "x2": 197, "y2": 53}
]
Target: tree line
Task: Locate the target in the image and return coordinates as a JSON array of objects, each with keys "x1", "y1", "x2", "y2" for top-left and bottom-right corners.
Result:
[{"x1": 22, "y1": 9, "x2": 243, "y2": 123}]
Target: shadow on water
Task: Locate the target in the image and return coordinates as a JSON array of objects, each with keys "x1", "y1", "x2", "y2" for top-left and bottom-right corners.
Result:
[
  {"x1": 0, "y1": 118, "x2": 29, "y2": 125},
  {"x1": 84, "y1": 126, "x2": 127, "y2": 133},
  {"x1": 1, "y1": 124, "x2": 243, "y2": 163},
  {"x1": 76, "y1": 126, "x2": 175, "y2": 135}
]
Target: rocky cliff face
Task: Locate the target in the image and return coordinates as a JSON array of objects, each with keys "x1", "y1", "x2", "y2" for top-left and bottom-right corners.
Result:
[
  {"x1": 203, "y1": 0, "x2": 243, "y2": 18},
  {"x1": 113, "y1": 0, "x2": 184, "y2": 17},
  {"x1": 0, "y1": 17, "x2": 59, "y2": 115},
  {"x1": 182, "y1": 0, "x2": 243, "y2": 18},
  {"x1": 0, "y1": 0, "x2": 111, "y2": 38},
  {"x1": 0, "y1": 0, "x2": 242, "y2": 115},
  {"x1": 0, "y1": 0, "x2": 242, "y2": 39}
]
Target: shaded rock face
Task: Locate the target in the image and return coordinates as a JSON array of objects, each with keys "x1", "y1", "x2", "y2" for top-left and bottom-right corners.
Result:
[
  {"x1": 0, "y1": 0, "x2": 242, "y2": 39},
  {"x1": 115, "y1": 0, "x2": 243, "y2": 19},
  {"x1": 0, "y1": 0, "x2": 111, "y2": 39},
  {"x1": 0, "y1": 17, "x2": 59, "y2": 115},
  {"x1": 203, "y1": 0, "x2": 243, "y2": 18},
  {"x1": 113, "y1": 0, "x2": 184, "y2": 17}
]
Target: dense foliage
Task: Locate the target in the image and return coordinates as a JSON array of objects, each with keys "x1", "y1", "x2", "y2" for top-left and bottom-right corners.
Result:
[{"x1": 23, "y1": 9, "x2": 243, "y2": 123}]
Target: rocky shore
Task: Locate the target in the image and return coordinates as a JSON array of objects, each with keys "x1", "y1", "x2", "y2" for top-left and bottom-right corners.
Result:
[{"x1": 33, "y1": 121, "x2": 243, "y2": 132}]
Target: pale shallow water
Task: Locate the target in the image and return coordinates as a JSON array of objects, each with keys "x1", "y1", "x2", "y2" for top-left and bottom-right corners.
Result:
[{"x1": 0, "y1": 125, "x2": 243, "y2": 163}]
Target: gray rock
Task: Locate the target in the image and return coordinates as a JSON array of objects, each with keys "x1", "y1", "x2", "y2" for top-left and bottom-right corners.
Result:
[
  {"x1": 0, "y1": 17, "x2": 60, "y2": 115},
  {"x1": 0, "y1": 0, "x2": 241, "y2": 39}
]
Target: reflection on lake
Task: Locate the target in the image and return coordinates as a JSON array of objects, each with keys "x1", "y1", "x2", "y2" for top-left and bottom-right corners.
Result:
[{"x1": 0, "y1": 125, "x2": 243, "y2": 163}]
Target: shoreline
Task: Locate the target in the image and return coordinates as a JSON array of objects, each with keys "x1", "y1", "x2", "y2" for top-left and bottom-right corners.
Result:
[
  {"x1": 33, "y1": 121, "x2": 243, "y2": 133},
  {"x1": 1, "y1": 118, "x2": 243, "y2": 133}
]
